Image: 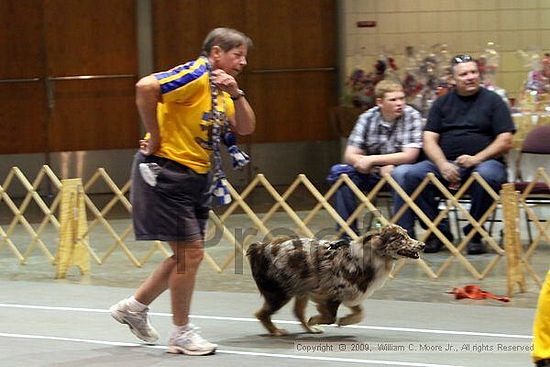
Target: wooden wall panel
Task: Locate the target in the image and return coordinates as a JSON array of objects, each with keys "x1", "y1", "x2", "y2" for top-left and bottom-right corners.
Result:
[
  {"x1": 48, "y1": 79, "x2": 138, "y2": 151},
  {"x1": 0, "y1": 84, "x2": 47, "y2": 154},
  {"x1": 246, "y1": 72, "x2": 335, "y2": 143},
  {"x1": 45, "y1": 0, "x2": 137, "y2": 75},
  {"x1": 0, "y1": 0, "x2": 47, "y2": 154},
  {"x1": 244, "y1": 0, "x2": 336, "y2": 69},
  {"x1": 244, "y1": 0, "x2": 337, "y2": 143},
  {"x1": 152, "y1": 0, "x2": 337, "y2": 144},
  {"x1": 1, "y1": 0, "x2": 337, "y2": 154},
  {"x1": 0, "y1": 0, "x2": 139, "y2": 154},
  {"x1": 44, "y1": 0, "x2": 139, "y2": 151},
  {"x1": 0, "y1": 0, "x2": 44, "y2": 78},
  {"x1": 153, "y1": 0, "x2": 246, "y2": 69}
]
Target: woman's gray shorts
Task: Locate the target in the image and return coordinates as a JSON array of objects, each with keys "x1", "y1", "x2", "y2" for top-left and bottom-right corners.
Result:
[{"x1": 131, "y1": 152, "x2": 211, "y2": 242}]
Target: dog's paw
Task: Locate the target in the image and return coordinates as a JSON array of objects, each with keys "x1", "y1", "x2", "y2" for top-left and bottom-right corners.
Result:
[
  {"x1": 337, "y1": 318, "x2": 350, "y2": 326},
  {"x1": 307, "y1": 325, "x2": 325, "y2": 334},
  {"x1": 270, "y1": 328, "x2": 288, "y2": 336},
  {"x1": 337, "y1": 316, "x2": 362, "y2": 327},
  {"x1": 308, "y1": 315, "x2": 335, "y2": 326},
  {"x1": 307, "y1": 316, "x2": 321, "y2": 326}
]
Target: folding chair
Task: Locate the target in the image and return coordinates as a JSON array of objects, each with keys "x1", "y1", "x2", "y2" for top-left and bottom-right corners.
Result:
[
  {"x1": 513, "y1": 125, "x2": 550, "y2": 244},
  {"x1": 445, "y1": 195, "x2": 502, "y2": 244}
]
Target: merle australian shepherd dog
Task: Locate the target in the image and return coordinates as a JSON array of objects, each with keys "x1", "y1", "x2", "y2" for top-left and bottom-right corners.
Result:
[{"x1": 246, "y1": 224, "x2": 424, "y2": 335}]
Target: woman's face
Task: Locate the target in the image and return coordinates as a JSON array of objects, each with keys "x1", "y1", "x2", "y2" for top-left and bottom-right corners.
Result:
[{"x1": 214, "y1": 45, "x2": 248, "y2": 77}]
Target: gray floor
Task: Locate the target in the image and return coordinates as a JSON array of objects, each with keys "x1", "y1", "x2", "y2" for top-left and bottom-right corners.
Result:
[
  {"x1": 0, "y1": 201, "x2": 547, "y2": 366},
  {"x1": 0, "y1": 280, "x2": 536, "y2": 367}
]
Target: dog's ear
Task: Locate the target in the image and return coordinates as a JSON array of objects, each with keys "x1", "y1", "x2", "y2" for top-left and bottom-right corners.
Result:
[
  {"x1": 363, "y1": 221, "x2": 392, "y2": 240},
  {"x1": 362, "y1": 231, "x2": 384, "y2": 250},
  {"x1": 379, "y1": 223, "x2": 398, "y2": 233},
  {"x1": 362, "y1": 220, "x2": 386, "y2": 240},
  {"x1": 367, "y1": 224, "x2": 405, "y2": 248},
  {"x1": 379, "y1": 224, "x2": 411, "y2": 247}
]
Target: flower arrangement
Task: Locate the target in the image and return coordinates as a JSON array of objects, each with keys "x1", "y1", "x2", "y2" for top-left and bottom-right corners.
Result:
[
  {"x1": 342, "y1": 57, "x2": 398, "y2": 109},
  {"x1": 517, "y1": 50, "x2": 550, "y2": 112},
  {"x1": 402, "y1": 45, "x2": 453, "y2": 117},
  {"x1": 477, "y1": 42, "x2": 509, "y2": 107}
]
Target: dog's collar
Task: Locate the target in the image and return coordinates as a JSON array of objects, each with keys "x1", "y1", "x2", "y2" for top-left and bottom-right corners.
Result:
[{"x1": 328, "y1": 239, "x2": 350, "y2": 251}]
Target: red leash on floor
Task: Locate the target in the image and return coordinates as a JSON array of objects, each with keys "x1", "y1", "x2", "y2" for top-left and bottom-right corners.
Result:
[{"x1": 447, "y1": 285, "x2": 510, "y2": 302}]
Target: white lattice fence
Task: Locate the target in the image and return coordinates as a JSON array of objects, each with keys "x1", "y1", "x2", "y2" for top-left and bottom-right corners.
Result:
[{"x1": 0, "y1": 165, "x2": 548, "y2": 284}]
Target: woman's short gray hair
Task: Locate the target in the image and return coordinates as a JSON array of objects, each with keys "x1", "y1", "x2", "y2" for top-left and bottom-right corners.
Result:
[{"x1": 202, "y1": 28, "x2": 253, "y2": 55}]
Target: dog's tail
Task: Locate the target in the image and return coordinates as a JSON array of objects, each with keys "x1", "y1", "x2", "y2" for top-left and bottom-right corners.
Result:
[
  {"x1": 246, "y1": 241, "x2": 262, "y2": 260},
  {"x1": 246, "y1": 242, "x2": 264, "y2": 278}
]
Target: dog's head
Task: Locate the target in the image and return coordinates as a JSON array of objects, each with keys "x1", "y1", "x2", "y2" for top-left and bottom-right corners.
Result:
[{"x1": 362, "y1": 224, "x2": 424, "y2": 260}]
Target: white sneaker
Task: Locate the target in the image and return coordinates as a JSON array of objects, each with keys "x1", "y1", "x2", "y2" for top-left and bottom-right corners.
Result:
[
  {"x1": 167, "y1": 324, "x2": 217, "y2": 356},
  {"x1": 110, "y1": 299, "x2": 159, "y2": 343}
]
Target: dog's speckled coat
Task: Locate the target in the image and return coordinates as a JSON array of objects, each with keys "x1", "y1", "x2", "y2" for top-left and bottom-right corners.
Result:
[{"x1": 246, "y1": 224, "x2": 424, "y2": 335}]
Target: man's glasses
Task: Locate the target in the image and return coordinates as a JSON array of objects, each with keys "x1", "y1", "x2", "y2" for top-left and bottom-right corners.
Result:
[{"x1": 451, "y1": 54, "x2": 474, "y2": 64}]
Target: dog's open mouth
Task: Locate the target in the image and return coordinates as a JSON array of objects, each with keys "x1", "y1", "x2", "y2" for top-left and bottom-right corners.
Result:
[{"x1": 397, "y1": 249, "x2": 420, "y2": 259}]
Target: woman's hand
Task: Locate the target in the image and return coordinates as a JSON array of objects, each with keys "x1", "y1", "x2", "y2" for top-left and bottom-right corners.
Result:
[
  {"x1": 211, "y1": 69, "x2": 240, "y2": 97},
  {"x1": 139, "y1": 136, "x2": 160, "y2": 156}
]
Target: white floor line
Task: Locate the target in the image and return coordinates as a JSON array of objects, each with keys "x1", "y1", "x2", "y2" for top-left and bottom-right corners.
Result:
[
  {"x1": 0, "y1": 332, "x2": 467, "y2": 367},
  {"x1": 0, "y1": 302, "x2": 531, "y2": 340}
]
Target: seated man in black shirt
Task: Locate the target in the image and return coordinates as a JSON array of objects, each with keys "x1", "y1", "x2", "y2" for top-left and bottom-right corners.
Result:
[{"x1": 397, "y1": 54, "x2": 515, "y2": 254}]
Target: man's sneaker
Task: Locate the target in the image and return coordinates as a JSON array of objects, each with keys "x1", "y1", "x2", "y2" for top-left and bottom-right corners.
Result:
[
  {"x1": 423, "y1": 231, "x2": 454, "y2": 254},
  {"x1": 467, "y1": 241, "x2": 486, "y2": 255},
  {"x1": 423, "y1": 236, "x2": 443, "y2": 253},
  {"x1": 167, "y1": 324, "x2": 217, "y2": 356},
  {"x1": 110, "y1": 299, "x2": 159, "y2": 343}
]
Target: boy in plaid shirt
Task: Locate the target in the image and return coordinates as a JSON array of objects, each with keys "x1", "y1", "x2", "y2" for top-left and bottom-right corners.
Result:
[{"x1": 329, "y1": 80, "x2": 422, "y2": 238}]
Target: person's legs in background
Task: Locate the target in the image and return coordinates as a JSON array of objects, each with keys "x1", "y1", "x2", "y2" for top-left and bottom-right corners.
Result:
[
  {"x1": 391, "y1": 163, "x2": 416, "y2": 237},
  {"x1": 465, "y1": 159, "x2": 507, "y2": 255},
  {"x1": 331, "y1": 167, "x2": 379, "y2": 239},
  {"x1": 397, "y1": 160, "x2": 453, "y2": 253}
]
